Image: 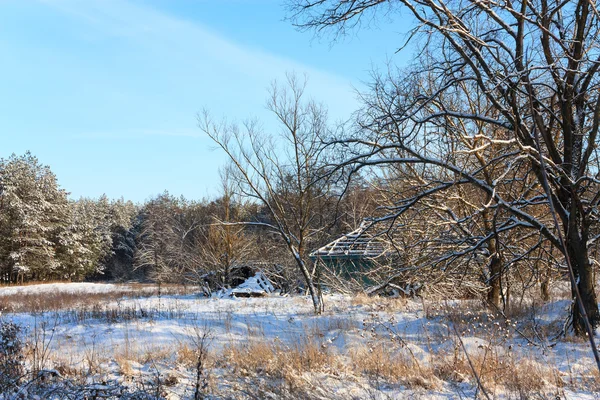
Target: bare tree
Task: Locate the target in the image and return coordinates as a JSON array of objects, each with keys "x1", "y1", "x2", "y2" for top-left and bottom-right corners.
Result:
[
  {"x1": 134, "y1": 193, "x2": 198, "y2": 284},
  {"x1": 289, "y1": 0, "x2": 600, "y2": 337},
  {"x1": 199, "y1": 74, "x2": 335, "y2": 314},
  {"x1": 195, "y1": 170, "x2": 254, "y2": 289}
]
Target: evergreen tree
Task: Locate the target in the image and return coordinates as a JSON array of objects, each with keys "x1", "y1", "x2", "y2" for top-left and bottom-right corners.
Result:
[{"x1": 0, "y1": 153, "x2": 69, "y2": 282}]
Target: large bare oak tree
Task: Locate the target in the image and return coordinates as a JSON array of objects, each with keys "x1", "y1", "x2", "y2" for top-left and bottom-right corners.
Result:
[{"x1": 289, "y1": 0, "x2": 600, "y2": 335}]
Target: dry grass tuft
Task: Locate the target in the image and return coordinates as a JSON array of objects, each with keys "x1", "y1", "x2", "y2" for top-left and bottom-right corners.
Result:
[
  {"x1": 350, "y1": 293, "x2": 407, "y2": 311},
  {"x1": 222, "y1": 337, "x2": 341, "y2": 383},
  {"x1": 581, "y1": 368, "x2": 600, "y2": 392},
  {"x1": 432, "y1": 344, "x2": 562, "y2": 397},
  {"x1": 504, "y1": 359, "x2": 562, "y2": 397},
  {"x1": 175, "y1": 343, "x2": 212, "y2": 369},
  {"x1": 116, "y1": 356, "x2": 134, "y2": 378},
  {"x1": 52, "y1": 359, "x2": 82, "y2": 378},
  {"x1": 563, "y1": 366, "x2": 600, "y2": 393},
  {"x1": 138, "y1": 346, "x2": 172, "y2": 364},
  {"x1": 349, "y1": 343, "x2": 440, "y2": 389}
]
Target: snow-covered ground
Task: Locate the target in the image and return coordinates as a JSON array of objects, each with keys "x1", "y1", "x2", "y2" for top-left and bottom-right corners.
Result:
[
  {"x1": 0, "y1": 283, "x2": 599, "y2": 399},
  {"x1": 0, "y1": 282, "x2": 122, "y2": 296}
]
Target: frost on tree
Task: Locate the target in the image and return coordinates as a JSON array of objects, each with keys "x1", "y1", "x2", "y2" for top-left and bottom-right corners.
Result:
[
  {"x1": 289, "y1": 0, "x2": 600, "y2": 335},
  {"x1": 0, "y1": 153, "x2": 133, "y2": 283},
  {"x1": 0, "y1": 153, "x2": 69, "y2": 282}
]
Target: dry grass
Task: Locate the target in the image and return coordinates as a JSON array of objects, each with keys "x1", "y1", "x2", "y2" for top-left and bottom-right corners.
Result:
[
  {"x1": 36, "y1": 330, "x2": 572, "y2": 399},
  {"x1": 176, "y1": 343, "x2": 199, "y2": 368},
  {"x1": 503, "y1": 359, "x2": 562, "y2": 397},
  {"x1": 347, "y1": 334, "x2": 563, "y2": 396},
  {"x1": 222, "y1": 336, "x2": 342, "y2": 384},
  {"x1": 349, "y1": 343, "x2": 440, "y2": 389},
  {"x1": 116, "y1": 356, "x2": 134, "y2": 378},
  {"x1": 0, "y1": 279, "x2": 70, "y2": 287},
  {"x1": 432, "y1": 343, "x2": 563, "y2": 397},
  {"x1": 176, "y1": 342, "x2": 215, "y2": 370},
  {"x1": 53, "y1": 360, "x2": 82, "y2": 378},
  {"x1": 560, "y1": 365, "x2": 600, "y2": 393},
  {"x1": 424, "y1": 299, "x2": 490, "y2": 323},
  {"x1": 2, "y1": 285, "x2": 595, "y2": 398},
  {"x1": 139, "y1": 346, "x2": 173, "y2": 364},
  {"x1": 46, "y1": 352, "x2": 84, "y2": 379},
  {"x1": 113, "y1": 342, "x2": 174, "y2": 369},
  {"x1": 576, "y1": 368, "x2": 600, "y2": 392},
  {"x1": 350, "y1": 293, "x2": 408, "y2": 311},
  {"x1": 0, "y1": 283, "x2": 198, "y2": 313},
  {"x1": 319, "y1": 316, "x2": 358, "y2": 332}
]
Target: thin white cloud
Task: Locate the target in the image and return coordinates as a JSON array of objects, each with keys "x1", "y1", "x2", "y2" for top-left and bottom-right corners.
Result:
[{"x1": 39, "y1": 0, "x2": 359, "y2": 122}]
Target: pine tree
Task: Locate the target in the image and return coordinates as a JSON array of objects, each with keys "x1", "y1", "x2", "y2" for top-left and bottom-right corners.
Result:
[{"x1": 0, "y1": 153, "x2": 69, "y2": 282}]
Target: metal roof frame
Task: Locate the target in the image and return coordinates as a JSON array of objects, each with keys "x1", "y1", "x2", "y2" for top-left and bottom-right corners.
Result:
[{"x1": 310, "y1": 219, "x2": 391, "y2": 261}]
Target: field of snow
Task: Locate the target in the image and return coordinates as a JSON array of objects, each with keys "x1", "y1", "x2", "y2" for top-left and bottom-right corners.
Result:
[
  {"x1": 0, "y1": 282, "x2": 124, "y2": 296},
  {"x1": 0, "y1": 283, "x2": 599, "y2": 399}
]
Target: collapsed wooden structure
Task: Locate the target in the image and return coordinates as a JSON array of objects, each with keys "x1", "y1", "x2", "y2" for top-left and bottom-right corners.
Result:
[
  {"x1": 309, "y1": 220, "x2": 392, "y2": 283},
  {"x1": 231, "y1": 271, "x2": 274, "y2": 297},
  {"x1": 310, "y1": 220, "x2": 391, "y2": 261},
  {"x1": 309, "y1": 220, "x2": 423, "y2": 297}
]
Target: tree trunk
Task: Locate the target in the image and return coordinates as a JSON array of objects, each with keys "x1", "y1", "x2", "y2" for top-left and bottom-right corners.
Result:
[
  {"x1": 487, "y1": 255, "x2": 502, "y2": 309},
  {"x1": 486, "y1": 238, "x2": 503, "y2": 310},
  {"x1": 289, "y1": 243, "x2": 322, "y2": 314},
  {"x1": 300, "y1": 261, "x2": 322, "y2": 314},
  {"x1": 540, "y1": 271, "x2": 550, "y2": 302},
  {"x1": 567, "y1": 230, "x2": 600, "y2": 335}
]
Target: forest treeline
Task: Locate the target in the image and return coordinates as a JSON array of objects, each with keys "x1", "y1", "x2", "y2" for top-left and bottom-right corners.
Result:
[{"x1": 0, "y1": 152, "x2": 375, "y2": 290}]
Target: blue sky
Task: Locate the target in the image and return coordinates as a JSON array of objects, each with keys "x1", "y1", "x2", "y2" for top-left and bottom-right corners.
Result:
[{"x1": 0, "y1": 0, "x2": 412, "y2": 202}]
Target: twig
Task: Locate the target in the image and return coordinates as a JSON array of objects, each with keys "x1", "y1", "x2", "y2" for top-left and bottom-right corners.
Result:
[{"x1": 452, "y1": 324, "x2": 492, "y2": 400}]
